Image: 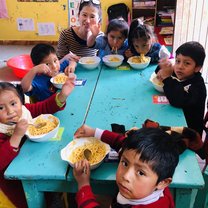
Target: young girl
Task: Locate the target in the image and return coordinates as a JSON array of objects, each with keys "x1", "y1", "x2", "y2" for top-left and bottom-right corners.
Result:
[
  {"x1": 21, "y1": 43, "x2": 76, "y2": 102},
  {"x1": 73, "y1": 125, "x2": 179, "y2": 208},
  {"x1": 56, "y1": 0, "x2": 103, "y2": 66},
  {"x1": 87, "y1": 18, "x2": 129, "y2": 58},
  {"x1": 126, "y1": 18, "x2": 170, "y2": 63},
  {"x1": 0, "y1": 77, "x2": 75, "y2": 208}
]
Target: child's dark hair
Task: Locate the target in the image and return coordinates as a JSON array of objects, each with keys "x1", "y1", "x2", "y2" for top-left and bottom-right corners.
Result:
[
  {"x1": 0, "y1": 82, "x2": 25, "y2": 104},
  {"x1": 106, "y1": 18, "x2": 129, "y2": 39},
  {"x1": 176, "y1": 41, "x2": 206, "y2": 67},
  {"x1": 120, "y1": 128, "x2": 179, "y2": 184},
  {"x1": 30, "y1": 43, "x2": 56, "y2": 65},
  {"x1": 128, "y1": 18, "x2": 155, "y2": 51},
  {"x1": 78, "y1": 0, "x2": 102, "y2": 22}
]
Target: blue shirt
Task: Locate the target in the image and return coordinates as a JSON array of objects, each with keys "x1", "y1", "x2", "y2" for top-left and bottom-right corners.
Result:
[{"x1": 26, "y1": 60, "x2": 69, "y2": 101}]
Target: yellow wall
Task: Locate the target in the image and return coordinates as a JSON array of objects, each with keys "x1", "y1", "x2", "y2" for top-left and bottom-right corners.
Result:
[{"x1": 0, "y1": 0, "x2": 132, "y2": 42}]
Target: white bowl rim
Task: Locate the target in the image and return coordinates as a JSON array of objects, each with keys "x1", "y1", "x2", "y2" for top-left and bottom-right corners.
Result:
[
  {"x1": 102, "y1": 54, "x2": 124, "y2": 62},
  {"x1": 79, "y1": 56, "x2": 101, "y2": 64}
]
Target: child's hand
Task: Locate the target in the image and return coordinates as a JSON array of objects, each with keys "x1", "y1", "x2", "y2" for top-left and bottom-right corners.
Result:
[
  {"x1": 58, "y1": 73, "x2": 76, "y2": 102},
  {"x1": 73, "y1": 159, "x2": 90, "y2": 190},
  {"x1": 10, "y1": 119, "x2": 28, "y2": 148},
  {"x1": 33, "y1": 63, "x2": 51, "y2": 75},
  {"x1": 74, "y1": 124, "x2": 95, "y2": 138},
  {"x1": 13, "y1": 119, "x2": 28, "y2": 137},
  {"x1": 64, "y1": 61, "x2": 77, "y2": 75},
  {"x1": 158, "y1": 59, "x2": 174, "y2": 80},
  {"x1": 124, "y1": 49, "x2": 133, "y2": 58}
]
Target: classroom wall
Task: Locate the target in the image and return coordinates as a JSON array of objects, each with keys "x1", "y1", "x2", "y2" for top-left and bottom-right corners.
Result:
[{"x1": 0, "y1": 0, "x2": 132, "y2": 42}]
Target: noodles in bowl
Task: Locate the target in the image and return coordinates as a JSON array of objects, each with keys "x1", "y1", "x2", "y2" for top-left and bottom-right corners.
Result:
[
  {"x1": 61, "y1": 137, "x2": 110, "y2": 169},
  {"x1": 50, "y1": 73, "x2": 68, "y2": 89},
  {"x1": 26, "y1": 114, "x2": 60, "y2": 142}
]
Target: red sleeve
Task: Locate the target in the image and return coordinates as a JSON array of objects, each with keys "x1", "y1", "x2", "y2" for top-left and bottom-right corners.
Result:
[
  {"x1": 101, "y1": 130, "x2": 126, "y2": 152},
  {"x1": 25, "y1": 93, "x2": 65, "y2": 118},
  {"x1": 0, "y1": 133, "x2": 19, "y2": 171},
  {"x1": 75, "y1": 185, "x2": 100, "y2": 208}
]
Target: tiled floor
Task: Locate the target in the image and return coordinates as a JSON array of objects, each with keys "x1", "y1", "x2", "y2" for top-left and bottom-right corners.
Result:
[{"x1": 0, "y1": 44, "x2": 207, "y2": 170}]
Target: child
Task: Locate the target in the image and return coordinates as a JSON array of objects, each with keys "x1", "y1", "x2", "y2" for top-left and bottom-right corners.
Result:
[
  {"x1": 126, "y1": 18, "x2": 170, "y2": 63},
  {"x1": 21, "y1": 43, "x2": 76, "y2": 102},
  {"x1": 87, "y1": 18, "x2": 129, "y2": 58},
  {"x1": 157, "y1": 41, "x2": 206, "y2": 136},
  {"x1": 0, "y1": 77, "x2": 75, "y2": 208},
  {"x1": 73, "y1": 125, "x2": 179, "y2": 208}
]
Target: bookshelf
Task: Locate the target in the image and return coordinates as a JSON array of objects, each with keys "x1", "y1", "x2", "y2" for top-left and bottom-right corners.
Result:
[
  {"x1": 132, "y1": 0, "x2": 158, "y2": 26},
  {"x1": 132, "y1": 0, "x2": 176, "y2": 46}
]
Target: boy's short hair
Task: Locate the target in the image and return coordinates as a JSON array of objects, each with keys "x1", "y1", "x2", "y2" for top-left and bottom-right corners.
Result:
[
  {"x1": 30, "y1": 43, "x2": 56, "y2": 65},
  {"x1": 121, "y1": 128, "x2": 179, "y2": 183},
  {"x1": 176, "y1": 41, "x2": 206, "y2": 67}
]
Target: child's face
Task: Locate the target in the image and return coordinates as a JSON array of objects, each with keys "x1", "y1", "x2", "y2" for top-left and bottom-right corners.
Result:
[
  {"x1": 41, "y1": 53, "x2": 60, "y2": 77},
  {"x1": 116, "y1": 149, "x2": 163, "y2": 199},
  {"x1": 132, "y1": 38, "x2": 152, "y2": 55},
  {"x1": 78, "y1": 5, "x2": 100, "y2": 32},
  {"x1": 107, "y1": 30, "x2": 125, "y2": 51},
  {"x1": 174, "y1": 54, "x2": 201, "y2": 80},
  {"x1": 0, "y1": 90, "x2": 22, "y2": 124}
]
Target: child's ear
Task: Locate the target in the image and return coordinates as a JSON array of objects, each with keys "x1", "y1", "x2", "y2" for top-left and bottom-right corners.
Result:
[
  {"x1": 194, "y1": 66, "x2": 202, "y2": 72},
  {"x1": 156, "y1": 178, "x2": 172, "y2": 190}
]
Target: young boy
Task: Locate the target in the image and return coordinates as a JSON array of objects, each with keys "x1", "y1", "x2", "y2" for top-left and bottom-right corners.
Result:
[
  {"x1": 73, "y1": 125, "x2": 179, "y2": 208},
  {"x1": 157, "y1": 41, "x2": 206, "y2": 136},
  {"x1": 21, "y1": 43, "x2": 76, "y2": 102}
]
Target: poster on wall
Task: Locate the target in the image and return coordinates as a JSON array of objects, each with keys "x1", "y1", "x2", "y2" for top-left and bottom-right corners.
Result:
[{"x1": 68, "y1": 0, "x2": 80, "y2": 26}]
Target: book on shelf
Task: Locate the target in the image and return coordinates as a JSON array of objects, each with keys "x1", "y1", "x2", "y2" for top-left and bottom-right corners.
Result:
[{"x1": 159, "y1": 27, "x2": 174, "y2": 35}]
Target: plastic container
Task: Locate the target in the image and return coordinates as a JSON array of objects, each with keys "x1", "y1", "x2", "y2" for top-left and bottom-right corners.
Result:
[{"x1": 7, "y1": 54, "x2": 34, "y2": 78}]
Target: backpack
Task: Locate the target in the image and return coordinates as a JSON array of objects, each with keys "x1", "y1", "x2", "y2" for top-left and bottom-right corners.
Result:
[{"x1": 107, "y1": 3, "x2": 130, "y2": 23}]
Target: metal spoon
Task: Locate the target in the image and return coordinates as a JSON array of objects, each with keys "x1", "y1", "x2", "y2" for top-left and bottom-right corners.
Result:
[
  {"x1": 7, "y1": 121, "x2": 46, "y2": 129},
  {"x1": 83, "y1": 148, "x2": 92, "y2": 161}
]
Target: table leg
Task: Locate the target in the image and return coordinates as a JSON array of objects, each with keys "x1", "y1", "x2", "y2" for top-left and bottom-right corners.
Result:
[
  {"x1": 175, "y1": 188, "x2": 198, "y2": 208},
  {"x1": 22, "y1": 180, "x2": 46, "y2": 208}
]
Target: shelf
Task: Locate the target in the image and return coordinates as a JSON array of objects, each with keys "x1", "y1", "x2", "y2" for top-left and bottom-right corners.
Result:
[{"x1": 133, "y1": 6, "x2": 156, "y2": 10}]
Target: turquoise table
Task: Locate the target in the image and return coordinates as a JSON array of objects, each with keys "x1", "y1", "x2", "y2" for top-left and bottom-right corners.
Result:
[
  {"x1": 4, "y1": 65, "x2": 102, "y2": 208},
  {"x1": 66, "y1": 64, "x2": 205, "y2": 208},
  {"x1": 4, "y1": 63, "x2": 204, "y2": 208}
]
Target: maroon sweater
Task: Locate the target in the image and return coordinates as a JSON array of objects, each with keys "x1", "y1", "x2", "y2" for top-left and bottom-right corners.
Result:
[
  {"x1": 76, "y1": 130, "x2": 175, "y2": 208},
  {"x1": 0, "y1": 93, "x2": 65, "y2": 208}
]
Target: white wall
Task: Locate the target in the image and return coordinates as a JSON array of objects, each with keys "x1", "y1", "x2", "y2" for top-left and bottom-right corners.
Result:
[{"x1": 173, "y1": 0, "x2": 208, "y2": 82}]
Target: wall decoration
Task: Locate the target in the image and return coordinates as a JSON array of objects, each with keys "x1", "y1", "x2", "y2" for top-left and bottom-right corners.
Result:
[{"x1": 17, "y1": 0, "x2": 58, "y2": 2}]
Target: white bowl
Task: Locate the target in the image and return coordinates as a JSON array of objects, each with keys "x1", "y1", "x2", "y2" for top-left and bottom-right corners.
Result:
[
  {"x1": 127, "y1": 56, "x2": 151, "y2": 70},
  {"x1": 149, "y1": 72, "x2": 164, "y2": 93},
  {"x1": 60, "y1": 137, "x2": 110, "y2": 170},
  {"x1": 50, "y1": 73, "x2": 68, "y2": 89},
  {"x1": 102, "y1": 55, "x2": 124, "y2": 68},
  {"x1": 78, "y1": 56, "x2": 101, "y2": 70},
  {"x1": 26, "y1": 114, "x2": 60, "y2": 142}
]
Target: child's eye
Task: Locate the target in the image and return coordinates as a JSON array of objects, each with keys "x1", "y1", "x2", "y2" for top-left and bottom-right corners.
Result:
[
  {"x1": 137, "y1": 170, "x2": 145, "y2": 176},
  {"x1": 121, "y1": 160, "x2": 128, "y2": 167},
  {"x1": 11, "y1": 102, "x2": 16, "y2": 106},
  {"x1": 46, "y1": 63, "x2": 49, "y2": 66},
  {"x1": 0, "y1": 106, "x2": 3, "y2": 110}
]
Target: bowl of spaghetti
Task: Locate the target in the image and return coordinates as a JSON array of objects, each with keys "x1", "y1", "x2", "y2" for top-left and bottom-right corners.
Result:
[
  {"x1": 149, "y1": 72, "x2": 164, "y2": 93},
  {"x1": 102, "y1": 54, "x2": 124, "y2": 68},
  {"x1": 60, "y1": 137, "x2": 110, "y2": 169},
  {"x1": 50, "y1": 73, "x2": 68, "y2": 89},
  {"x1": 26, "y1": 114, "x2": 60, "y2": 142},
  {"x1": 78, "y1": 56, "x2": 101, "y2": 70},
  {"x1": 127, "y1": 55, "x2": 151, "y2": 70}
]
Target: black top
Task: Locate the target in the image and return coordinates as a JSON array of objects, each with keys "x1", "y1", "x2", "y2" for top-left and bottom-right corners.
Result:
[{"x1": 163, "y1": 72, "x2": 206, "y2": 135}]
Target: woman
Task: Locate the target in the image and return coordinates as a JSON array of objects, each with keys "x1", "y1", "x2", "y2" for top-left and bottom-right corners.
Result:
[{"x1": 57, "y1": 0, "x2": 103, "y2": 72}]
